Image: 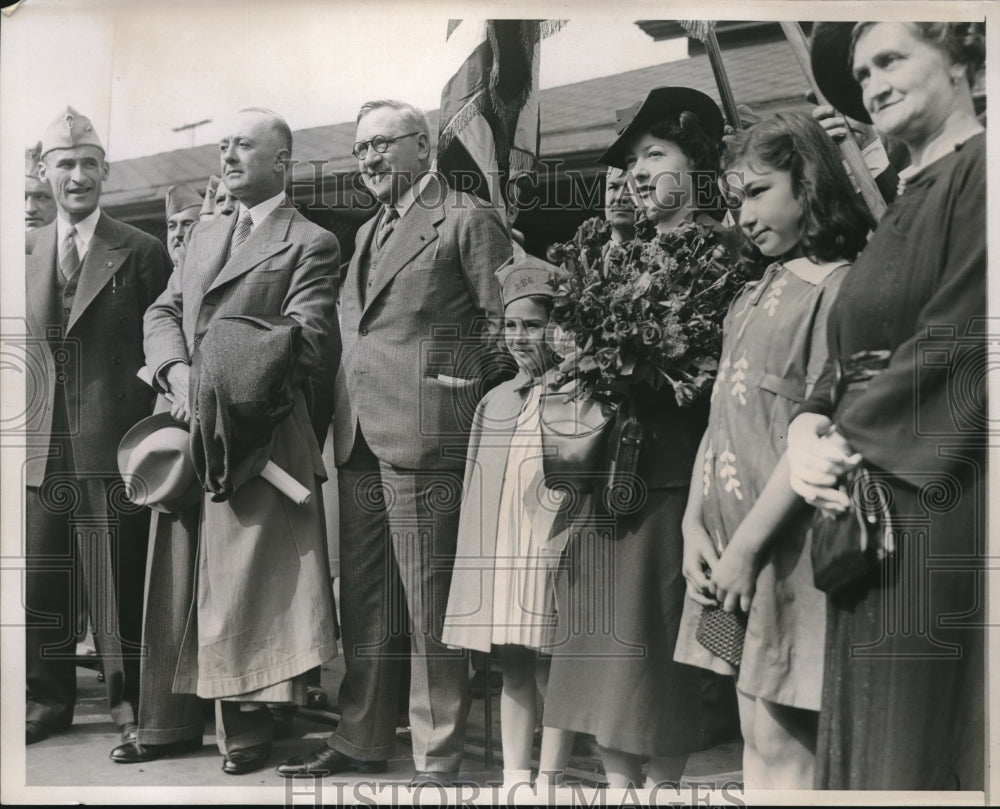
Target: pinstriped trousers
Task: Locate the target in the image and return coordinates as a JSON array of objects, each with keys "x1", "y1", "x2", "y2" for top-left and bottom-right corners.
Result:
[{"x1": 327, "y1": 429, "x2": 470, "y2": 771}]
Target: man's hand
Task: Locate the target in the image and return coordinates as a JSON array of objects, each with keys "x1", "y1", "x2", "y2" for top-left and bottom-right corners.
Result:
[
  {"x1": 165, "y1": 362, "x2": 191, "y2": 424},
  {"x1": 812, "y1": 105, "x2": 878, "y2": 150}
]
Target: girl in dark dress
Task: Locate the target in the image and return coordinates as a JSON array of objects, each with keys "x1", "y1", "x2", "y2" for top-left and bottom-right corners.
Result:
[
  {"x1": 787, "y1": 22, "x2": 986, "y2": 790},
  {"x1": 542, "y1": 87, "x2": 729, "y2": 789}
]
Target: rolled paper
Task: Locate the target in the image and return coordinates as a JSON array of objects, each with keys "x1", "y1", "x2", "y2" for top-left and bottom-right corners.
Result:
[{"x1": 260, "y1": 460, "x2": 312, "y2": 505}]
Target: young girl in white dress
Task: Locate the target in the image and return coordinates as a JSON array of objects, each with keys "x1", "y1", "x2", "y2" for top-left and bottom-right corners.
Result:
[{"x1": 443, "y1": 256, "x2": 575, "y2": 792}]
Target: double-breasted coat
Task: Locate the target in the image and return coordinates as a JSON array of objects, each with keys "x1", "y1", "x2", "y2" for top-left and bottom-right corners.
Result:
[{"x1": 143, "y1": 200, "x2": 340, "y2": 698}]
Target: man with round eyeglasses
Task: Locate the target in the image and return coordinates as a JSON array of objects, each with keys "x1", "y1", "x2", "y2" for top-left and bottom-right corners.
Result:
[{"x1": 277, "y1": 99, "x2": 511, "y2": 786}]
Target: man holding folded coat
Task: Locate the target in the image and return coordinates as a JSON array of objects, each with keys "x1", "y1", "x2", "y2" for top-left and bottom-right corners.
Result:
[{"x1": 112, "y1": 106, "x2": 340, "y2": 775}]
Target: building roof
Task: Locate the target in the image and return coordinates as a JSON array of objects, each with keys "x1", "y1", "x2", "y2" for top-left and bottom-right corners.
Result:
[{"x1": 101, "y1": 37, "x2": 810, "y2": 212}]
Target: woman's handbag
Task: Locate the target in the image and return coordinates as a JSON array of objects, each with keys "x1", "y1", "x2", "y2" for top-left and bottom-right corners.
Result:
[
  {"x1": 695, "y1": 603, "x2": 748, "y2": 668},
  {"x1": 809, "y1": 351, "x2": 896, "y2": 596},
  {"x1": 810, "y1": 464, "x2": 896, "y2": 595},
  {"x1": 538, "y1": 390, "x2": 618, "y2": 493}
]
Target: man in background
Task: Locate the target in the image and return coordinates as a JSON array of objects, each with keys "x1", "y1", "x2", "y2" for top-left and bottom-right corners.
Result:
[
  {"x1": 164, "y1": 184, "x2": 202, "y2": 268},
  {"x1": 25, "y1": 141, "x2": 57, "y2": 232}
]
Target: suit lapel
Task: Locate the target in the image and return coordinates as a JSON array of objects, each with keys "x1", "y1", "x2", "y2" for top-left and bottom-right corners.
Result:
[
  {"x1": 26, "y1": 225, "x2": 59, "y2": 336},
  {"x1": 196, "y1": 214, "x2": 237, "y2": 295},
  {"x1": 67, "y1": 214, "x2": 129, "y2": 334},
  {"x1": 361, "y1": 192, "x2": 444, "y2": 318},
  {"x1": 206, "y1": 203, "x2": 295, "y2": 294},
  {"x1": 351, "y1": 217, "x2": 377, "y2": 306}
]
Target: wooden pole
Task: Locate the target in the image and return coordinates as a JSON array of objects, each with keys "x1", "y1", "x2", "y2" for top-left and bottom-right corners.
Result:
[
  {"x1": 681, "y1": 21, "x2": 742, "y2": 131},
  {"x1": 779, "y1": 21, "x2": 888, "y2": 220}
]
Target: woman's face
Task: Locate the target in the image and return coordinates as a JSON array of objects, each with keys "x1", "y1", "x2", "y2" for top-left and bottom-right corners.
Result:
[
  {"x1": 624, "y1": 133, "x2": 694, "y2": 223},
  {"x1": 735, "y1": 162, "x2": 804, "y2": 259},
  {"x1": 852, "y1": 22, "x2": 966, "y2": 146},
  {"x1": 504, "y1": 296, "x2": 555, "y2": 377}
]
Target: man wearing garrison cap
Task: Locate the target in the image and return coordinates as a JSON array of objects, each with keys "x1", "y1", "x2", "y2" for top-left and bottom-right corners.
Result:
[
  {"x1": 23, "y1": 106, "x2": 172, "y2": 746},
  {"x1": 164, "y1": 185, "x2": 202, "y2": 267},
  {"x1": 25, "y1": 141, "x2": 56, "y2": 232}
]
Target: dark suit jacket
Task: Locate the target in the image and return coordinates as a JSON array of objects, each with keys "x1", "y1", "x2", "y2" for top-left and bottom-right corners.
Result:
[
  {"x1": 24, "y1": 211, "x2": 172, "y2": 486},
  {"x1": 334, "y1": 173, "x2": 511, "y2": 470}
]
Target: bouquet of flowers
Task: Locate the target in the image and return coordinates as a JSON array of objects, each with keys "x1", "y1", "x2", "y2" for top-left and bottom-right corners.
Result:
[{"x1": 546, "y1": 214, "x2": 759, "y2": 406}]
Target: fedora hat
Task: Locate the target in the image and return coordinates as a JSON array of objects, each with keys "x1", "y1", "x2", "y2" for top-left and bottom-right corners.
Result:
[
  {"x1": 599, "y1": 86, "x2": 724, "y2": 168},
  {"x1": 810, "y1": 22, "x2": 871, "y2": 124},
  {"x1": 118, "y1": 412, "x2": 199, "y2": 513}
]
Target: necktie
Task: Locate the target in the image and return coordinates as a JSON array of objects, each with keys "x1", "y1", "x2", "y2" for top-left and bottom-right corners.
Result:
[
  {"x1": 375, "y1": 207, "x2": 399, "y2": 252},
  {"x1": 59, "y1": 226, "x2": 81, "y2": 281},
  {"x1": 228, "y1": 210, "x2": 253, "y2": 259}
]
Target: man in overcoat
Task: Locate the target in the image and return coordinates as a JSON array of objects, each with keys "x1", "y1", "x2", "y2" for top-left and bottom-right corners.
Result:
[
  {"x1": 277, "y1": 99, "x2": 510, "y2": 784},
  {"x1": 124, "y1": 107, "x2": 340, "y2": 776},
  {"x1": 24, "y1": 106, "x2": 172, "y2": 745}
]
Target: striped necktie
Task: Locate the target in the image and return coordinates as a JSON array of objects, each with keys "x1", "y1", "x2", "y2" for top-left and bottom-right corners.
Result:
[
  {"x1": 59, "y1": 225, "x2": 81, "y2": 281},
  {"x1": 375, "y1": 207, "x2": 399, "y2": 252}
]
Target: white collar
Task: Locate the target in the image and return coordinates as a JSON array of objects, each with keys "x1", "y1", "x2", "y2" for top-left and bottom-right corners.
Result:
[
  {"x1": 782, "y1": 257, "x2": 849, "y2": 285},
  {"x1": 389, "y1": 173, "x2": 431, "y2": 219},
  {"x1": 236, "y1": 190, "x2": 286, "y2": 229},
  {"x1": 57, "y1": 207, "x2": 101, "y2": 245}
]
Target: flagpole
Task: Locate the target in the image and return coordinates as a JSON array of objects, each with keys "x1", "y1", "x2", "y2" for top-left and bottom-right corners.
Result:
[
  {"x1": 779, "y1": 21, "x2": 887, "y2": 220},
  {"x1": 680, "y1": 21, "x2": 742, "y2": 131}
]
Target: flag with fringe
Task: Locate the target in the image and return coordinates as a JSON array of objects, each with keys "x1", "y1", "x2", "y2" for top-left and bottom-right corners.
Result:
[{"x1": 437, "y1": 19, "x2": 565, "y2": 206}]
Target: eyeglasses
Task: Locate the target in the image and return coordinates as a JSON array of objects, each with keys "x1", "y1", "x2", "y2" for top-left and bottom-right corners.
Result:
[{"x1": 352, "y1": 132, "x2": 421, "y2": 160}]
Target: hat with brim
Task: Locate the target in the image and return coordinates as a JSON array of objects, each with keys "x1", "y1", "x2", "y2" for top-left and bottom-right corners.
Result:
[
  {"x1": 599, "y1": 86, "x2": 724, "y2": 168},
  {"x1": 118, "y1": 412, "x2": 199, "y2": 513},
  {"x1": 810, "y1": 22, "x2": 871, "y2": 124}
]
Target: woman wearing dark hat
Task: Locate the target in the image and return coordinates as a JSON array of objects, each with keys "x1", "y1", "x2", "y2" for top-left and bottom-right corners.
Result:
[
  {"x1": 542, "y1": 86, "x2": 729, "y2": 788},
  {"x1": 787, "y1": 22, "x2": 986, "y2": 790}
]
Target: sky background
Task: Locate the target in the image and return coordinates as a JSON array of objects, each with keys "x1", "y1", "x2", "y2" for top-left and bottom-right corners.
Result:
[{"x1": 3, "y1": 0, "x2": 689, "y2": 161}]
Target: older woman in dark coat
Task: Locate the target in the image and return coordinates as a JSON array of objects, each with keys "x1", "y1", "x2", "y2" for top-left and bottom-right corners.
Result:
[{"x1": 787, "y1": 22, "x2": 986, "y2": 790}]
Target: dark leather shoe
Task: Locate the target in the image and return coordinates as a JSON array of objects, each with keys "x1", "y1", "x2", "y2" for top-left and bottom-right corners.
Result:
[
  {"x1": 120, "y1": 723, "x2": 139, "y2": 744},
  {"x1": 276, "y1": 745, "x2": 387, "y2": 777},
  {"x1": 410, "y1": 770, "x2": 460, "y2": 787},
  {"x1": 109, "y1": 736, "x2": 202, "y2": 763},
  {"x1": 222, "y1": 743, "x2": 271, "y2": 775},
  {"x1": 26, "y1": 720, "x2": 51, "y2": 745}
]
